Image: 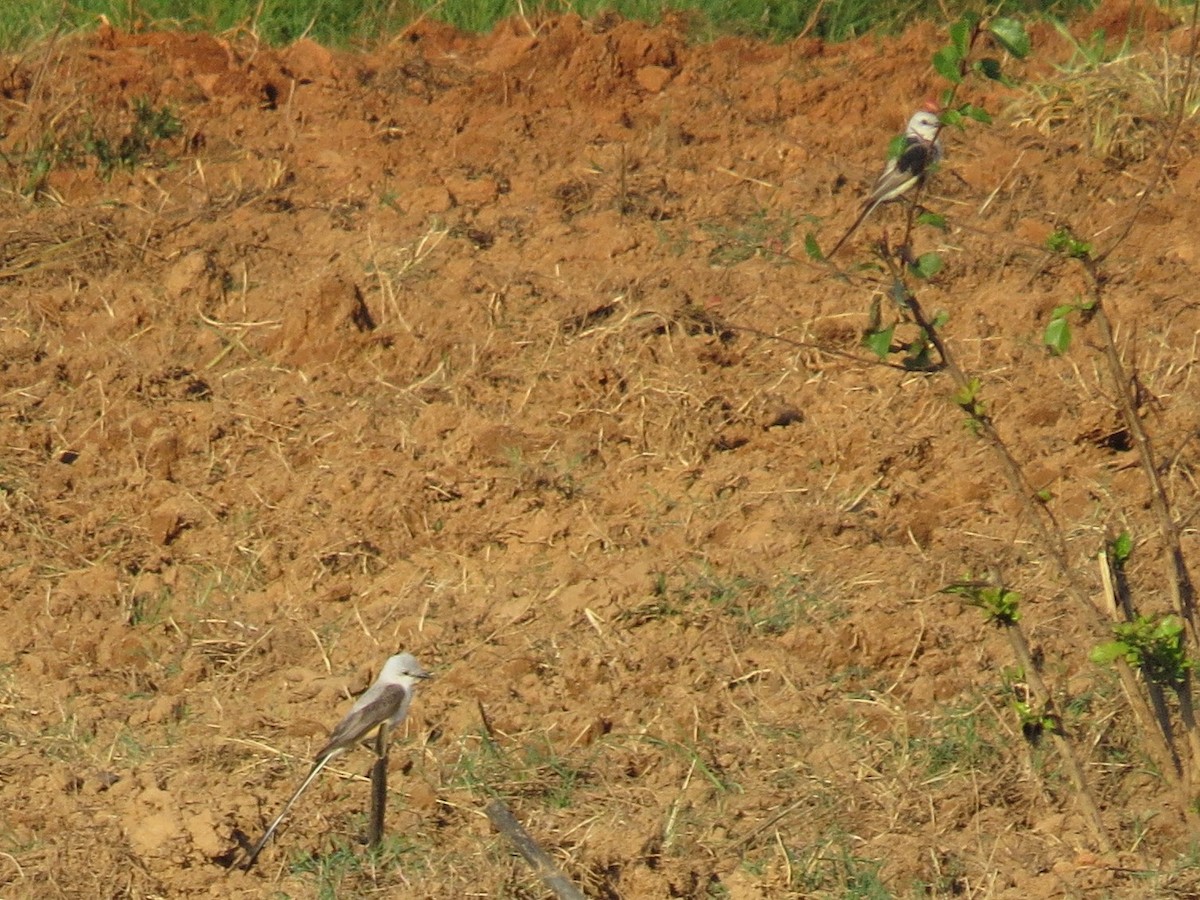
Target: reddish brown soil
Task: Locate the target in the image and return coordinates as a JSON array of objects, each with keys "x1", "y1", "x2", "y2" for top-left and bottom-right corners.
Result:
[{"x1": 4, "y1": 4, "x2": 1200, "y2": 897}]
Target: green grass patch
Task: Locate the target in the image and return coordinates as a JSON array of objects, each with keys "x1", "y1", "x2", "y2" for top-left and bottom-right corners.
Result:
[
  {"x1": 1, "y1": 0, "x2": 1100, "y2": 52},
  {"x1": 781, "y1": 829, "x2": 891, "y2": 897},
  {"x1": 289, "y1": 832, "x2": 425, "y2": 899},
  {"x1": 4, "y1": 95, "x2": 182, "y2": 196},
  {"x1": 910, "y1": 703, "x2": 1003, "y2": 778},
  {"x1": 447, "y1": 728, "x2": 595, "y2": 807},
  {"x1": 630, "y1": 567, "x2": 846, "y2": 633}
]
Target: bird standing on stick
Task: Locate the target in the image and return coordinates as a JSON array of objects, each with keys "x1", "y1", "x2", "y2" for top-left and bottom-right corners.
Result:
[
  {"x1": 827, "y1": 100, "x2": 944, "y2": 260},
  {"x1": 242, "y1": 652, "x2": 430, "y2": 870}
]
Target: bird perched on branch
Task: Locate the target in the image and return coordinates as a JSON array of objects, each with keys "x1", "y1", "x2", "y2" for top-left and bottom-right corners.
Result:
[{"x1": 827, "y1": 100, "x2": 944, "y2": 259}]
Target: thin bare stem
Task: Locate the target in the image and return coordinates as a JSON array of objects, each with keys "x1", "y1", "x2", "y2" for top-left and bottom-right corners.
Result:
[
  {"x1": 895, "y1": 266, "x2": 1184, "y2": 788},
  {"x1": 1005, "y1": 619, "x2": 1111, "y2": 850}
]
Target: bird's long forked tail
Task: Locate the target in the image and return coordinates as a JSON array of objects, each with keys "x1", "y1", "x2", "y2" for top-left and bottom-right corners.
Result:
[
  {"x1": 242, "y1": 754, "x2": 335, "y2": 871},
  {"x1": 825, "y1": 195, "x2": 885, "y2": 261}
]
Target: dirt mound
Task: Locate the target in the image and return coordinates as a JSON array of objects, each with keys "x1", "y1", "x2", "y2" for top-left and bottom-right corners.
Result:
[{"x1": 3, "y1": 4, "x2": 1200, "y2": 897}]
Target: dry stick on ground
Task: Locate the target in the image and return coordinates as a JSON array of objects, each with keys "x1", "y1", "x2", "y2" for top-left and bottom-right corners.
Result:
[
  {"x1": 895, "y1": 275, "x2": 1184, "y2": 793},
  {"x1": 485, "y1": 799, "x2": 585, "y2": 900}
]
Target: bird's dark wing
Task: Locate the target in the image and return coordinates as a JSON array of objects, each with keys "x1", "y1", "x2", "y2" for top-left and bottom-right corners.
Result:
[
  {"x1": 896, "y1": 138, "x2": 937, "y2": 179},
  {"x1": 314, "y1": 682, "x2": 409, "y2": 761}
]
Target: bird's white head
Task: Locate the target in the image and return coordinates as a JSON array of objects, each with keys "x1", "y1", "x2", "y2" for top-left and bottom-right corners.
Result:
[
  {"x1": 906, "y1": 110, "x2": 942, "y2": 143},
  {"x1": 380, "y1": 652, "x2": 431, "y2": 685}
]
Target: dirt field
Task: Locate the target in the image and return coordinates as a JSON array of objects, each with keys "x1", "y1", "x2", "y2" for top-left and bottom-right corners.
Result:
[{"x1": 4, "y1": 3, "x2": 1200, "y2": 897}]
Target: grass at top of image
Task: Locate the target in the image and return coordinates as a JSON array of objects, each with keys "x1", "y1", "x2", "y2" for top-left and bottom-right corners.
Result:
[{"x1": 0, "y1": 0, "x2": 1099, "y2": 52}]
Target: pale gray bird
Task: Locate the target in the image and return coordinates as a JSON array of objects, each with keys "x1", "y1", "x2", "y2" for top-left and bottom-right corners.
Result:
[
  {"x1": 243, "y1": 652, "x2": 430, "y2": 869},
  {"x1": 827, "y1": 102, "x2": 944, "y2": 259}
]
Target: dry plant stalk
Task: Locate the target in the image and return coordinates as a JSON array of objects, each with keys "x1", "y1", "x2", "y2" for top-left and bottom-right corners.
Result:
[
  {"x1": 1001, "y1": 614, "x2": 1111, "y2": 849},
  {"x1": 902, "y1": 284, "x2": 1183, "y2": 797}
]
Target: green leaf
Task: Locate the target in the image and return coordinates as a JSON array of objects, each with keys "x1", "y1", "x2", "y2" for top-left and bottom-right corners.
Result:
[
  {"x1": 1104, "y1": 615, "x2": 1193, "y2": 685},
  {"x1": 917, "y1": 211, "x2": 947, "y2": 230},
  {"x1": 886, "y1": 133, "x2": 908, "y2": 160},
  {"x1": 1091, "y1": 640, "x2": 1131, "y2": 665},
  {"x1": 954, "y1": 379, "x2": 978, "y2": 406},
  {"x1": 949, "y1": 19, "x2": 971, "y2": 57},
  {"x1": 945, "y1": 582, "x2": 1021, "y2": 626},
  {"x1": 989, "y1": 17, "x2": 1031, "y2": 59},
  {"x1": 931, "y1": 309, "x2": 950, "y2": 328},
  {"x1": 1046, "y1": 228, "x2": 1093, "y2": 259},
  {"x1": 940, "y1": 108, "x2": 964, "y2": 128},
  {"x1": 962, "y1": 104, "x2": 993, "y2": 124},
  {"x1": 976, "y1": 57, "x2": 1003, "y2": 81},
  {"x1": 1155, "y1": 617, "x2": 1185, "y2": 642},
  {"x1": 804, "y1": 232, "x2": 823, "y2": 261},
  {"x1": 862, "y1": 325, "x2": 896, "y2": 359},
  {"x1": 911, "y1": 253, "x2": 943, "y2": 279},
  {"x1": 1112, "y1": 531, "x2": 1133, "y2": 563},
  {"x1": 1044, "y1": 316, "x2": 1071, "y2": 355},
  {"x1": 933, "y1": 46, "x2": 964, "y2": 84}
]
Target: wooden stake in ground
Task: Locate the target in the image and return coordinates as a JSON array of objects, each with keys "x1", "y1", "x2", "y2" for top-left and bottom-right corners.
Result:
[
  {"x1": 485, "y1": 799, "x2": 585, "y2": 900},
  {"x1": 368, "y1": 721, "x2": 390, "y2": 848}
]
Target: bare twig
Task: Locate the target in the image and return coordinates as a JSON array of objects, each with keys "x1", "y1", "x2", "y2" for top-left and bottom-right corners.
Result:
[
  {"x1": 896, "y1": 269, "x2": 1184, "y2": 789},
  {"x1": 1003, "y1": 616, "x2": 1111, "y2": 850}
]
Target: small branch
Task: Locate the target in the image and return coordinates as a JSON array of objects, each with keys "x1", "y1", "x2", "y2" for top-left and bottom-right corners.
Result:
[
  {"x1": 485, "y1": 799, "x2": 585, "y2": 900},
  {"x1": 1088, "y1": 291, "x2": 1198, "y2": 645},
  {"x1": 896, "y1": 268, "x2": 1183, "y2": 787},
  {"x1": 1099, "y1": 548, "x2": 1182, "y2": 784},
  {"x1": 1005, "y1": 620, "x2": 1111, "y2": 850}
]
